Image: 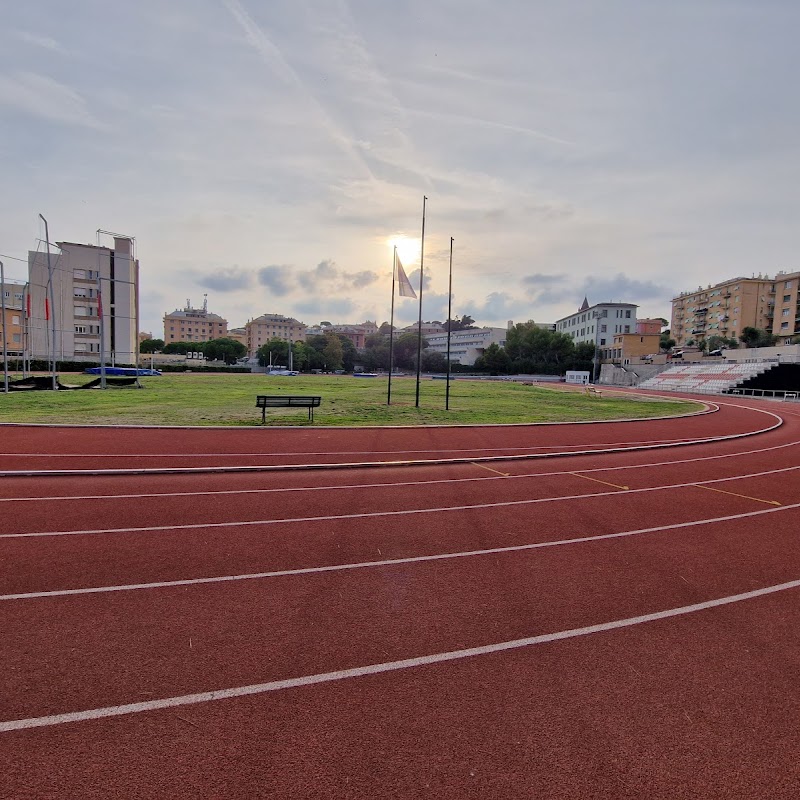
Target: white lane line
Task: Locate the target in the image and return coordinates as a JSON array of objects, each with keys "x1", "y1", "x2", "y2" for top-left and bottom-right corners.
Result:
[
  {"x1": 0, "y1": 404, "x2": 782, "y2": 478},
  {"x1": 0, "y1": 436, "x2": 716, "y2": 459},
  {"x1": 2, "y1": 436, "x2": 798, "y2": 505},
  {"x1": 3, "y1": 576, "x2": 800, "y2": 732},
  {"x1": 1, "y1": 464, "x2": 797, "y2": 541},
  {"x1": 4, "y1": 502, "x2": 798, "y2": 601}
]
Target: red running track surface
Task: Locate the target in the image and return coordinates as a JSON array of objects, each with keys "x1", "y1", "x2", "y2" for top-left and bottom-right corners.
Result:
[{"x1": 2, "y1": 395, "x2": 800, "y2": 798}]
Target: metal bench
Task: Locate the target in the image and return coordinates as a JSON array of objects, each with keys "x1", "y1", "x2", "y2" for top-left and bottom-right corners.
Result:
[{"x1": 256, "y1": 395, "x2": 321, "y2": 423}]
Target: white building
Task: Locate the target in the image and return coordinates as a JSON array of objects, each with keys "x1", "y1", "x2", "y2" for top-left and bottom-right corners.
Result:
[
  {"x1": 554, "y1": 298, "x2": 638, "y2": 350},
  {"x1": 28, "y1": 237, "x2": 138, "y2": 363},
  {"x1": 424, "y1": 327, "x2": 508, "y2": 366}
]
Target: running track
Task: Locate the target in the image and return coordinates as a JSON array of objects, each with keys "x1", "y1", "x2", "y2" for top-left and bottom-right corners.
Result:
[{"x1": 2, "y1": 395, "x2": 800, "y2": 798}]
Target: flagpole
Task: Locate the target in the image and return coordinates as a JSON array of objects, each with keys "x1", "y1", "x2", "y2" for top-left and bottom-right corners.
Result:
[
  {"x1": 387, "y1": 246, "x2": 397, "y2": 405},
  {"x1": 445, "y1": 237, "x2": 454, "y2": 411},
  {"x1": 414, "y1": 195, "x2": 427, "y2": 408}
]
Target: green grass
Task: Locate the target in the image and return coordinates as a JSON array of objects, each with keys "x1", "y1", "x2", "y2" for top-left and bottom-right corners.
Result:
[{"x1": 0, "y1": 373, "x2": 699, "y2": 427}]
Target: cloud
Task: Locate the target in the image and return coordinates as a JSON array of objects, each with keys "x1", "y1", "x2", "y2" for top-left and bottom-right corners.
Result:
[
  {"x1": 348, "y1": 270, "x2": 379, "y2": 289},
  {"x1": 257, "y1": 265, "x2": 293, "y2": 296},
  {"x1": 197, "y1": 266, "x2": 255, "y2": 293},
  {"x1": 0, "y1": 71, "x2": 106, "y2": 130},
  {"x1": 581, "y1": 272, "x2": 669, "y2": 303},
  {"x1": 14, "y1": 31, "x2": 67, "y2": 54}
]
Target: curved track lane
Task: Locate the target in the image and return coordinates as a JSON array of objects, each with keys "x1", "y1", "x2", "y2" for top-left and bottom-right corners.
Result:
[{"x1": 1, "y1": 396, "x2": 799, "y2": 798}]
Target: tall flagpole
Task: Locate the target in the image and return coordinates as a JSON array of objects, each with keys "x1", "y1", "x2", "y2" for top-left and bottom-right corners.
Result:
[
  {"x1": 414, "y1": 195, "x2": 427, "y2": 408},
  {"x1": 387, "y1": 246, "x2": 397, "y2": 405},
  {"x1": 445, "y1": 237, "x2": 454, "y2": 411}
]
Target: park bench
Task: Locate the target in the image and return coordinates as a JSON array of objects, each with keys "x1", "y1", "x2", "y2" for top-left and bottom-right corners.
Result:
[
  {"x1": 256, "y1": 395, "x2": 321, "y2": 423},
  {"x1": 585, "y1": 385, "x2": 603, "y2": 398}
]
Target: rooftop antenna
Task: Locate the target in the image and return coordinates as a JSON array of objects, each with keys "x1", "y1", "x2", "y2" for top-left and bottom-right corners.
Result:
[{"x1": 203, "y1": 293, "x2": 208, "y2": 312}]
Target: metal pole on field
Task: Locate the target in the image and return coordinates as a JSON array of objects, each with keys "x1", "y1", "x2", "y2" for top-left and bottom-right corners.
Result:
[
  {"x1": 97, "y1": 274, "x2": 106, "y2": 389},
  {"x1": 0, "y1": 260, "x2": 8, "y2": 393},
  {"x1": 414, "y1": 195, "x2": 427, "y2": 407},
  {"x1": 38, "y1": 214, "x2": 57, "y2": 390},
  {"x1": 445, "y1": 238, "x2": 453, "y2": 411},
  {"x1": 387, "y1": 246, "x2": 397, "y2": 405}
]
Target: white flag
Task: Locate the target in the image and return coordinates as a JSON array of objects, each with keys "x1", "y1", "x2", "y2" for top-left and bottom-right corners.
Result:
[{"x1": 396, "y1": 256, "x2": 417, "y2": 299}]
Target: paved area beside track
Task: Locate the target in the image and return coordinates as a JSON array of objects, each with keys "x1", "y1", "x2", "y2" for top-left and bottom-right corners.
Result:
[{"x1": 2, "y1": 394, "x2": 799, "y2": 798}]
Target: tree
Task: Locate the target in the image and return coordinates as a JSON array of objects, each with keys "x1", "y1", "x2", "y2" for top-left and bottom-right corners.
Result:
[
  {"x1": 392, "y1": 332, "x2": 427, "y2": 370},
  {"x1": 504, "y1": 322, "x2": 576, "y2": 374},
  {"x1": 257, "y1": 338, "x2": 290, "y2": 367},
  {"x1": 378, "y1": 322, "x2": 394, "y2": 335},
  {"x1": 476, "y1": 342, "x2": 512, "y2": 374},
  {"x1": 202, "y1": 337, "x2": 246, "y2": 364},
  {"x1": 659, "y1": 331, "x2": 676, "y2": 351},
  {"x1": 421, "y1": 350, "x2": 449, "y2": 372},
  {"x1": 739, "y1": 327, "x2": 778, "y2": 348},
  {"x1": 445, "y1": 314, "x2": 477, "y2": 332},
  {"x1": 163, "y1": 341, "x2": 202, "y2": 355},
  {"x1": 139, "y1": 338, "x2": 164, "y2": 353},
  {"x1": 323, "y1": 333, "x2": 344, "y2": 371}
]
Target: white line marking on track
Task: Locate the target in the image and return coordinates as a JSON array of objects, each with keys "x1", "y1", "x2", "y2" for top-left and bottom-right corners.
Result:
[
  {"x1": 3, "y1": 575, "x2": 800, "y2": 731},
  {"x1": 0, "y1": 404, "x2": 782, "y2": 477},
  {"x1": 4, "y1": 502, "x2": 798, "y2": 601},
  {"x1": 0, "y1": 436, "x2": 717, "y2": 458},
  {"x1": 2, "y1": 464, "x2": 798, "y2": 540},
  {"x1": 2, "y1": 437, "x2": 798, "y2": 504}
]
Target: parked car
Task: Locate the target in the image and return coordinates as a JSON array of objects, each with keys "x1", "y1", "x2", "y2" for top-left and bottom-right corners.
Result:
[
  {"x1": 670, "y1": 350, "x2": 684, "y2": 359},
  {"x1": 708, "y1": 349, "x2": 723, "y2": 357}
]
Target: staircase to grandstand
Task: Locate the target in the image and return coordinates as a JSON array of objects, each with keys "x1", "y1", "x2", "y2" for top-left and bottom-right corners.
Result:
[{"x1": 638, "y1": 362, "x2": 784, "y2": 395}]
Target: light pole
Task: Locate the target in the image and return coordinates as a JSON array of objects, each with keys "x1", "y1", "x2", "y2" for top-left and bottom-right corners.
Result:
[
  {"x1": 38, "y1": 214, "x2": 57, "y2": 390},
  {"x1": 1, "y1": 260, "x2": 8, "y2": 393}
]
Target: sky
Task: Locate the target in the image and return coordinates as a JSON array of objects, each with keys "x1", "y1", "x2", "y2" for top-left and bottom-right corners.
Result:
[{"x1": 1, "y1": 0, "x2": 798, "y2": 336}]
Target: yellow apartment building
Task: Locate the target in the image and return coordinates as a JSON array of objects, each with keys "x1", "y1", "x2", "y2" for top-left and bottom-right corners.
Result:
[
  {"x1": 245, "y1": 313, "x2": 306, "y2": 357},
  {"x1": 672, "y1": 271, "x2": 800, "y2": 347},
  {"x1": 163, "y1": 298, "x2": 228, "y2": 343}
]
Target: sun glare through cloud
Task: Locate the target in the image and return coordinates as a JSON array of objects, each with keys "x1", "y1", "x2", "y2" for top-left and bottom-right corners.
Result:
[{"x1": 386, "y1": 235, "x2": 421, "y2": 268}]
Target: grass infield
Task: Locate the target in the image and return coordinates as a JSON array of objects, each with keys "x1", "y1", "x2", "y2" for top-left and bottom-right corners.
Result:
[{"x1": 0, "y1": 373, "x2": 698, "y2": 427}]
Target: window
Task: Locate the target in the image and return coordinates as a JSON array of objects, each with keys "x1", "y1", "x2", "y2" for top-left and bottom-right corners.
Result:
[
  {"x1": 783, "y1": 309, "x2": 790, "y2": 317},
  {"x1": 74, "y1": 269, "x2": 86, "y2": 279},
  {"x1": 600, "y1": 325, "x2": 607, "y2": 332},
  {"x1": 12, "y1": 315, "x2": 20, "y2": 325},
  {"x1": 785, "y1": 281, "x2": 793, "y2": 289},
  {"x1": 75, "y1": 325, "x2": 87, "y2": 334},
  {"x1": 74, "y1": 305, "x2": 88, "y2": 316},
  {"x1": 625, "y1": 310, "x2": 631, "y2": 318},
  {"x1": 784, "y1": 295, "x2": 791, "y2": 302},
  {"x1": 624, "y1": 325, "x2": 630, "y2": 333},
  {"x1": 781, "y1": 322, "x2": 789, "y2": 329},
  {"x1": 600, "y1": 338, "x2": 606, "y2": 345},
  {"x1": 12, "y1": 334, "x2": 21, "y2": 344}
]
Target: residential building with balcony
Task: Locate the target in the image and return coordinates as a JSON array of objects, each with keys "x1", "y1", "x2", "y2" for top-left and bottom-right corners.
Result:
[
  {"x1": 1, "y1": 281, "x2": 26, "y2": 357},
  {"x1": 670, "y1": 273, "x2": 800, "y2": 347},
  {"x1": 773, "y1": 270, "x2": 800, "y2": 341}
]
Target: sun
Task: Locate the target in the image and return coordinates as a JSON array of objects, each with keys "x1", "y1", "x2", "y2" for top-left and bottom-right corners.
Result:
[{"x1": 386, "y1": 235, "x2": 421, "y2": 267}]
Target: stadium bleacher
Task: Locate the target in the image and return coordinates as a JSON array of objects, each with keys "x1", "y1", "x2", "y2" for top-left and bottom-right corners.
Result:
[{"x1": 638, "y1": 362, "x2": 774, "y2": 394}]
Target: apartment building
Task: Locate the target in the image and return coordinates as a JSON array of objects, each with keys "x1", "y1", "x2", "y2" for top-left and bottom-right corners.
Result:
[
  {"x1": 305, "y1": 321, "x2": 379, "y2": 349},
  {"x1": 555, "y1": 298, "x2": 638, "y2": 349},
  {"x1": 28, "y1": 238, "x2": 138, "y2": 363},
  {"x1": 671, "y1": 272, "x2": 800, "y2": 347},
  {"x1": 636, "y1": 318, "x2": 664, "y2": 335},
  {"x1": 773, "y1": 270, "x2": 800, "y2": 340},
  {"x1": 602, "y1": 333, "x2": 661, "y2": 363},
  {"x1": 424, "y1": 327, "x2": 508, "y2": 366},
  {"x1": 1, "y1": 281, "x2": 26, "y2": 356},
  {"x1": 227, "y1": 327, "x2": 247, "y2": 347},
  {"x1": 163, "y1": 298, "x2": 228, "y2": 343},
  {"x1": 245, "y1": 313, "x2": 306, "y2": 357}
]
